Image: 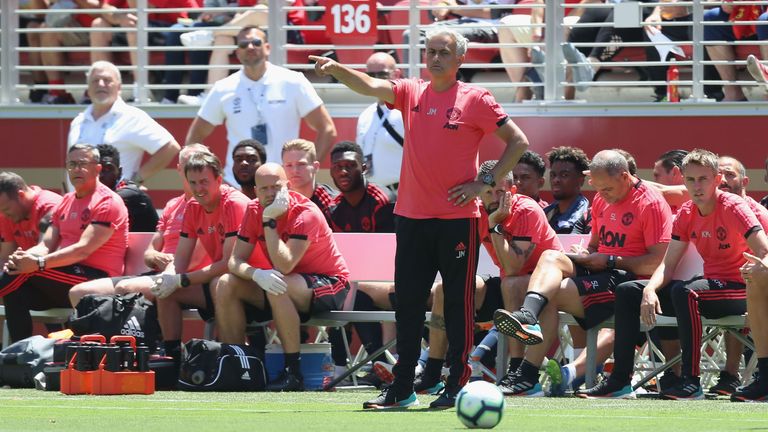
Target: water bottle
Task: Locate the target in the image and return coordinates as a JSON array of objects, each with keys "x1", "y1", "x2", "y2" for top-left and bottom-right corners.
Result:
[{"x1": 666, "y1": 59, "x2": 680, "y2": 103}]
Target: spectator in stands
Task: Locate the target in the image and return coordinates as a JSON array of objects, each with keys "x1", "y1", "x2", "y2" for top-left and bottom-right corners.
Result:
[
  {"x1": 20, "y1": 1, "x2": 49, "y2": 103},
  {"x1": 96, "y1": 144, "x2": 158, "y2": 232},
  {"x1": 0, "y1": 144, "x2": 128, "y2": 342},
  {"x1": 35, "y1": 0, "x2": 102, "y2": 104},
  {"x1": 356, "y1": 53, "x2": 404, "y2": 193},
  {"x1": 543, "y1": 146, "x2": 591, "y2": 234},
  {"x1": 68, "y1": 61, "x2": 181, "y2": 188},
  {"x1": 149, "y1": 150, "x2": 250, "y2": 367},
  {"x1": 734, "y1": 247, "x2": 768, "y2": 401},
  {"x1": 326, "y1": 141, "x2": 395, "y2": 381},
  {"x1": 185, "y1": 26, "x2": 337, "y2": 185},
  {"x1": 89, "y1": 0, "x2": 200, "y2": 102},
  {"x1": 67, "y1": 144, "x2": 211, "y2": 306},
  {"x1": 231, "y1": 139, "x2": 267, "y2": 199},
  {"x1": 219, "y1": 163, "x2": 350, "y2": 391},
  {"x1": 312, "y1": 27, "x2": 530, "y2": 409},
  {"x1": 161, "y1": 0, "x2": 243, "y2": 104},
  {"x1": 494, "y1": 150, "x2": 672, "y2": 395},
  {"x1": 704, "y1": 4, "x2": 768, "y2": 101},
  {"x1": 513, "y1": 150, "x2": 547, "y2": 208},
  {"x1": 402, "y1": 0, "x2": 515, "y2": 78},
  {"x1": 578, "y1": 149, "x2": 768, "y2": 400},
  {"x1": 642, "y1": 2, "x2": 692, "y2": 102},
  {"x1": 0, "y1": 172, "x2": 62, "y2": 273},
  {"x1": 497, "y1": 0, "x2": 544, "y2": 101},
  {"x1": 176, "y1": 0, "x2": 319, "y2": 105},
  {"x1": 282, "y1": 139, "x2": 336, "y2": 226}
]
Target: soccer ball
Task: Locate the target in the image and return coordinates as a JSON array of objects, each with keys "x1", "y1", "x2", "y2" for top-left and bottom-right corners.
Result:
[{"x1": 456, "y1": 381, "x2": 505, "y2": 429}]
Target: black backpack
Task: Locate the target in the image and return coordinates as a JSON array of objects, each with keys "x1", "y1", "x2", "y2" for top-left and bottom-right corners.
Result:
[
  {"x1": 66, "y1": 293, "x2": 160, "y2": 350},
  {"x1": 0, "y1": 336, "x2": 55, "y2": 388},
  {"x1": 178, "y1": 339, "x2": 267, "y2": 391}
]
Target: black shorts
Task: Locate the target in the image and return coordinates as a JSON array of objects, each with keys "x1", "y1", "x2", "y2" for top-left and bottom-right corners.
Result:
[
  {"x1": 180, "y1": 282, "x2": 214, "y2": 321},
  {"x1": 476, "y1": 275, "x2": 503, "y2": 323},
  {"x1": 570, "y1": 265, "x2": 635, "y2": 330},
  {"x1": 244, "y1": 273, "x2": 349, "y2": 324}
]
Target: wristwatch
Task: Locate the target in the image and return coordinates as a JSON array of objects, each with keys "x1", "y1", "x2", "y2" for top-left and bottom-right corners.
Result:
[
  {"x1": 262, "y1": 219, "x2": 277, "y2": 229},
  {"x1": 180, "y1": 273, "x2": 191, "y2": 288},
  {"x1": 606, "y1": 255, "x2": 617, "y2": 270},
  {"x1": 37, "y1": 256, "x2": 46, "y2": 272},
  {"x1": 480, "y1": 173, "x2": 496, "y2": 188},
  {"x1": 489, "y1": 224, "x2": 504, "y2": 235}
]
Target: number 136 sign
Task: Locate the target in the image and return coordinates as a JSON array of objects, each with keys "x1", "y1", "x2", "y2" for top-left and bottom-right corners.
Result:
[{"x1": 324, "y1": 0, "x2": 378, "y2": 45}]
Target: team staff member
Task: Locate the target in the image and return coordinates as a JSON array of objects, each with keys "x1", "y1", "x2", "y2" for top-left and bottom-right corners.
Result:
[
  {"x1": 0, "y1": 172, "x2": 62, "y2": 271},
  {"x1": 68, "y1": 61, "x2": 180, "y2": 187},
  {"x1": 231, "y1": 139, "x2": 267, "y2": 199},
  {"x1": 578, "y1": 149, "x2": 768, "y2": 400},
  {"x1": 221, "y1": 163, "x2": 349, "y2": 392},
  {"x1": 736, "y1": 247, "x2": 768, "y2": 401},
  {"x1": 1, "y1": 144, "x2": 128, "y2": 342},
  {"x1": 186, "y1": 25, "x2": 337, "y2": 187},
  {"x1": 312, "y1": 27, "x2": 530, "y2": 409},
  {"x1": 67, "y1": 144, "x2": 211, "y2": 306},
  {"x1": 494, "y1": 150, "x2": 672, "y2": 370},
  {"x1": 150, "y1": 150, "x2": 250, "y2": 365},
  {"x1": 282, "y1": 139, "x2": 337, "y2": 226}
]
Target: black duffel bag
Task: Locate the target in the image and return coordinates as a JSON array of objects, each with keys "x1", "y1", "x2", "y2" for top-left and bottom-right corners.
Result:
[
  {"x1": 66, "y1": 293, "x2": 160, "y2": 349},
  {"x1": 178, "y1": 339, "x2": 267, "y2": 391}
]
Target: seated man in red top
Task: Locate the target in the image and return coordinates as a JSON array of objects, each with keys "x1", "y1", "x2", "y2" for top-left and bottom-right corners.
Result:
[
  {"x1": 493, "y1": 149, "x2": 672, "y2": 388},
  {"x1": 150, "y1": 149, "x2": 250, "y2": 365},
  {"x1": 219, "y1": 163, "x2": 350, "y2": 392},
  {"x1": 0, "y1": 172, "x2": 62, "y2": 273},
  {"x1": 421, "y1": 160, "x2": 563, "y2": 396},
  {"x1": 579, "y1": 149, "x2": 768, "y2": 400},
  {"x1": 67, "y1": 144, "x2": 210, "y2": 306},
  {"x1": 1, "y1": 144, "x2": 128, "y2": 342}
]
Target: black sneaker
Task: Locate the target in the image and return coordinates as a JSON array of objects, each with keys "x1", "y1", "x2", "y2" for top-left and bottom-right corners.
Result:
[
  {"x1": 363, "y1": 386, "x2": 419, "y2": 409},
  {"x1": 413, "y1": 374, "x2": 445, "y2": 395},
  {"x1": 497, "y1": 370, "x2": 544, "y2": 397},
  {"x1": 661, "y1": 376, "x2": 704, "y2": 400},
  {"x1": 266, "y1": 370, "x2": 305, "y2": 392},
  {"x1": 429, "y1": 387, "x2": 458, "y2": 408},
  {"x1": 29, "y1": 88, "x2": 48, "y2": 103},
  {"x1": 493, "y1": 309, "x2": 543, "y2": 345},
  {"x1": 575, "y1": 379, "x2": 636, "y2": 399},
  {"x1": 45, "y1": 92, "x2": 76, "y2": 105},
  {"x1": 730, "y1": 378, "x2": 768, "y2": 402},
  {"x1": 659, "y1": 371, "x2": 684, "y2": 392},
  {"x1": 708, "y1": 371, "x2": 741, "y2": 396}
]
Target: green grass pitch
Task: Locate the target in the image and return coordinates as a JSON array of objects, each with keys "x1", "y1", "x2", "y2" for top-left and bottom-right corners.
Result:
[{"x1": 0, "y1": 389, "x2": 767, "y2": 431}]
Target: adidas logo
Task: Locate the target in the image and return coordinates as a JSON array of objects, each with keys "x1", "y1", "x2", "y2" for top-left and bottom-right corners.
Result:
[
  {"x1": 455, "y1": 242, "x2": 466, "y2": 252},
  {"x1": 241, "y1": 371, "x2": 250, "y2": 381},
  {"x1": 120, "y1": 316, "x2": 145, "y2": 338}
]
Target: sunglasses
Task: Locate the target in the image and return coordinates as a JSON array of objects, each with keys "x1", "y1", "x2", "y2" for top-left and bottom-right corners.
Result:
[
  {"x1": 237, "y1": 38, "x2": 264, "y2": 49},
  {"x1": 366, "y1": 70, "x2": 392, "y2": 79}
]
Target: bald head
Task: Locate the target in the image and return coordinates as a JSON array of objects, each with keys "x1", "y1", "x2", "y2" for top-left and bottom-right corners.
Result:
[
  {"x1": 366, "y1": 52, "x2": 401, "y2": 80},
  {"x1": 255, "y1": 163, "x2": 288, "y2": 206},
  {"x1": 590, "y1": 150, "x2": 629, "y2": 177}
]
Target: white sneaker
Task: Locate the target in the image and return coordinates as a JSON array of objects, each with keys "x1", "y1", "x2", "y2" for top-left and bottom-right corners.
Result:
[
  {"x1": 181, "y1": 30, "x2": 214, "y2": 47},
  {"x1": 159, "y1": 97, "x2": 176, "y2": 104},
  {"x1": 177, "y1": 92, "x2": 207, "y2": 105}
]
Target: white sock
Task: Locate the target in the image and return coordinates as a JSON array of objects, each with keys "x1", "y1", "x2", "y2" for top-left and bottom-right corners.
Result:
[{"x1": 563, "y1": 364, "x2": 577, "y2": 386}]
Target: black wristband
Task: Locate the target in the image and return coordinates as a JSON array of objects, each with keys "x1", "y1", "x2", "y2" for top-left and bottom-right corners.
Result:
[
  {"x1": 262, "y1": 218, "x2": 277, "y2": 229},
  {"x1": 180, "y1": 273, "x2": 191, "y2": 287}
]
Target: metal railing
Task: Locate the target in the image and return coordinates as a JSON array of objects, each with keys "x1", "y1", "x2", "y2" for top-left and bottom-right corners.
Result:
[{"x1": 2, "y1": 0, "x2": 768, "y2": 105}]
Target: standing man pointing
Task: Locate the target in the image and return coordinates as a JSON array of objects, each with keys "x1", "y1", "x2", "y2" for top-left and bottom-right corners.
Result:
[{"x1": 311, "y1": 27, "x2": 529, "y2": 409}]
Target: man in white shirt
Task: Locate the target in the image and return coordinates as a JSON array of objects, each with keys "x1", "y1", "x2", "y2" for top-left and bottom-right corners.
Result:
[
  {"x1": 356, "y1": 53, "x2": 403, "y2": 191},
  {"x1": 185, "y1": 25, "x2": 337, "y2": 187},
  {"x1": 67, "y1": 61, "x2": 181, "y2": 187}
]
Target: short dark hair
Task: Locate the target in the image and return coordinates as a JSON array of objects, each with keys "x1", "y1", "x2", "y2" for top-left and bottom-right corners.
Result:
[
  {"x1": 331, "y1": 141, "x2": 363, "y2": 160},
  {"x1": 184, "y1": 150, "x2": 222, "y2": 178},
  {"x1": 656, "y1": 149, "x2": 688, "y2": 172},
  {"x1": 232, "y1": 139, "x2": 267, "y2": 164},
  {"x1": 0, "y1": 171, "x2": 28, "y2": 200},
  {"x1": 518, "y1": 150, "x2": 546, "y2": 177},
  {"x1": 97, "y1": 144, "x2": 121, "y2": 168},
  {"x1": 547, "y1": 146, "x2": 590, "y2": 174},
  {"x1": 238, "y1": 25, "x2": 268, "y2": 42}
]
